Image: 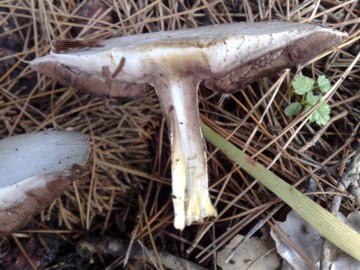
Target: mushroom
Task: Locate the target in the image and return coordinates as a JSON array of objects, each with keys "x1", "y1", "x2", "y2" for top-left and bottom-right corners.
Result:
[
  {"x1": 28, "y1": 22, "x2": 347, "y2": 230},
  {"x1": 0, "y1": 130, "x2": 90, "y2": 235}
]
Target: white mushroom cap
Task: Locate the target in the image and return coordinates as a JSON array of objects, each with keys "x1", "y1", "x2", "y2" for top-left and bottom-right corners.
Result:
[
  {"x1": 29, "y1": 22, "x2": 347, "y2": 96},
  {"x1": 0, "y1": 130, "x2": 90, "y2": 235},
  {"x1": 29, "y1": 22, "x2": 347, "y2": 230}
]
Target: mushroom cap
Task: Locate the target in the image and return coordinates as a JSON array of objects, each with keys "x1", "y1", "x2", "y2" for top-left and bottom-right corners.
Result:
[
  {"x1": 29, "y1": 22, "x2": 347, "y2": 97},
  {"x1": 0, "y1": 130, "x2": 90, "y2": 236}
]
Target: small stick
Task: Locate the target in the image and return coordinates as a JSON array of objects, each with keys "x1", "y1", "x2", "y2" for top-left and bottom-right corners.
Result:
[
  {"x1": 225, "y1": 204, "x2": 283, "y2": 263},
  {"x1": 111, "y1": 57, "x2": 126, "y2": 78},
  {"x1": 53, "y1": 39, "x2": 104, "y2": 53},
  {"x1": 299, "y1": 111, "x2": 348, "y2": 153},
  {"x1": 321, "y1": 141, "x2": 360, "y2": 269},
  {"x1": 77, "y1": 237, "x2": 207, "y2": 270}
]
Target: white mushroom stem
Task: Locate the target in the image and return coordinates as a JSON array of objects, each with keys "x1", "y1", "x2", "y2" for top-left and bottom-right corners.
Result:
[{"x1": 154, "y1": 77, "x2": 217, "y2": 230}]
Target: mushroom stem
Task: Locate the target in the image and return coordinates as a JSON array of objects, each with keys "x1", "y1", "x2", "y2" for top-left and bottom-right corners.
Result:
[{"x1": 154, "y1": 77, "x2": 217, "y2": 230}]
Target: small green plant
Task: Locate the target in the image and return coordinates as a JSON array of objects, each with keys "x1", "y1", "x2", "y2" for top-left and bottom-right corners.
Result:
[{"x1": 284, "y1": 74, "x2": 332, "y2": 126}]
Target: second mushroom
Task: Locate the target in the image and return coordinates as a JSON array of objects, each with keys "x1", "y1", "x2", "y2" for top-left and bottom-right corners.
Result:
[{"x1": 29, "y1": 22, "x2": 347, "y2": 230}]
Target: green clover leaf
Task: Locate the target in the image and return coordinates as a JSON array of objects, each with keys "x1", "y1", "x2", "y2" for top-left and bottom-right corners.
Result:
[
  {"x1": 285, "y1": 74, "x2": 332, "y2": 126},
  {"x1": 309, "y1": 103, "x2": 331, "y2": 126},
  {"x1": 284, "y1": 102, "x2": 302, "y2": 117},
  {"x1": 292, "y1": 74, "x2": 314, "y2": 95},
  {"x1": 306, "y1": 91, "x2": 321, "y2": 106},
  {"x1": 317, "y1": 75, "x2": 331, "y2": 93}
]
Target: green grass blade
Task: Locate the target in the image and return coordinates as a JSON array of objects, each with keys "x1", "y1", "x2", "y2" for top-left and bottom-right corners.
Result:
[{"x1": 201, "y1": 122, "x2": 360, "y2": 260}]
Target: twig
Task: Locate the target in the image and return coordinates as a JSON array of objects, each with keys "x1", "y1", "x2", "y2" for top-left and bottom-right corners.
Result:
[
  {"x1": 78, "y1": 237, "x2": 207, "y2": 270},
  {"x1": 321, "y1": 146, "x2": 360, "y2": 270},
  {"x1": 225, "y1": 203, "x2": 283, "y2": 263},
  {"x1": 299, "y1": 111, "x2": 348, "y2": 153},
  {"x1": 12, "y1": 235, "x2": 38, "y2": 270},
  {"x1": 137, "y1": 240, "x2": 161, "y2": 270}
]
